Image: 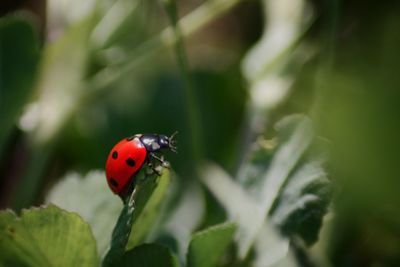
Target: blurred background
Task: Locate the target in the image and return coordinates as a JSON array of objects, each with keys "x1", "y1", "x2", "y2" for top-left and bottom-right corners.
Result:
[{"x1": 1, "y1": 0, "x2": 400, "y2": 266}]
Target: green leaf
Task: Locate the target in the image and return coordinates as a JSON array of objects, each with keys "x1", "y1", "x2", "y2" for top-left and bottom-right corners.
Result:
[
  {"x1": 0, "y1": 210, "x2": 51, "y2": 267},
  {"x1": 202, "y1": 114, "x2": 332, "y2": 265},
  {"x1": 202, "y1": 115, "x2": 315, "y2": 258},
  {"x1": 163, "y1": 182, "x2": 205, "y2": 259},
  {"x1": 201, "y1": 164, "x2": 262, "y2": 259},
  {"x1": 270, "y1": 159, "x2": 332, "y2": 245},
  {"x1": 102, "y1": 170, "x2": 171, "y2": 266},
  {"x1": 119, "y1": 243, "x2": 179, "y2": 267},
  {"x1": 127, "y1": 170, "x2": 171, "y2": 249},
  {"x1": 0, "y1": 210, "x2": 15, "y2": 229},
  {"x1": 0, "y1": 14, "x2": 39, "y2": 154},
  {"x1": 46, "y1": 171, "x2": 122, "y2": 256},
  {"x1": 239, "y1": 114, "x2": 331, "y2": 245},
  {"x1": 253, "y1": 224, "x2": 297, "y2": 267},
  {"x1": 19, "y1": 205, "x2": 99, "y2": 266},
  {"x1": 240, "y1": 115, "x2": 332, "y2": 245},
  {"x1": 236, "y1": 139, "x2": 274, "y2": 198},
  {"x1": 187, "y1": 222, "x2": 236, "y2": 267},
  {"x1": 0, "y1": 205, "x2": 98, "y2": 267}
]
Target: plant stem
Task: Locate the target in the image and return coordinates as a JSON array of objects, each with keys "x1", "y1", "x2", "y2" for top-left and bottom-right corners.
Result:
[
  {"x1": 161, "y1": 0, "x2": 203, "y2": 170},
  {"x1": 102, "y1": 184, "x2": 138, "y2": 266},
  {"x1": 310, "y1": 0, "x2": 339, "y2": 124}
]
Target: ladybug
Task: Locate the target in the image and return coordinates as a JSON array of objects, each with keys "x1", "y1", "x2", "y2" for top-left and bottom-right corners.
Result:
[{"x1": 105, "y1": 133, "x2": 177, "y2": 197}]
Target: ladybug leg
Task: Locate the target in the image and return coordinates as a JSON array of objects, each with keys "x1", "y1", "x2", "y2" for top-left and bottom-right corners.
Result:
[
  {"x1": 144, "y1": 157, "x2": 161, "y2": 176},
  {"x1": 148, "y1": 162, "x2": 162, "y2": 176},
  {"x1": 145, "y1": 164, "x2": 154, "y2": 176},
  {"x1": 149, "y1": 152, "x2": 170, "y2": 169}
]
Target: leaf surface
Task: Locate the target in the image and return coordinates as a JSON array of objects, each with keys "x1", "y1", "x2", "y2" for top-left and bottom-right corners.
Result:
[
  {"x1": 0, "y1": 205, "x2": 98, "y2": 267},
  {"x1": 46, "y1": 171, "x2": 122, "y2": 256},
  {"x1": 202, "y1": 114, "x2": 332, "y2": 264},
  {"x1": 187, "y1": 222, "x2": 236, "y2": 267},
  {"x1": 119, "y1": 243, "x2": 179, "y2": 267}
]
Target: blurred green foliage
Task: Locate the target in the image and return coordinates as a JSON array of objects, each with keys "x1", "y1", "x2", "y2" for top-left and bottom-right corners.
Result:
[
  {"x1": 187, "y1": 222, "x2": 236, "y2": 267},
  {"x1": 0, "y1": 0, "x2": 400, "y2": 266},
  {"x1": 0, "y1": 205, "x2": 98, "y2": 267},
  {"x1": 0, "y1": 14, "x2": 39, "y2": 154}
]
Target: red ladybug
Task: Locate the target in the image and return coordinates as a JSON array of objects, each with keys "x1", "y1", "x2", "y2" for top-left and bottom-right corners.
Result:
[{"x1": 105, "y1": 133, "x2": 177, "y2": 197}]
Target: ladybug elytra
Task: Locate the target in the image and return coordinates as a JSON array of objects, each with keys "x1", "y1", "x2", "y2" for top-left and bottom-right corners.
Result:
[{"x1": 105, "y1": 133, "x2": 177, "y2": 197}]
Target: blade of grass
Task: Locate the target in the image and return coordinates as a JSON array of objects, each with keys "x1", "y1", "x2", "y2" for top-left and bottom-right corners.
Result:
[
  {"x1": 86, "y1": 0, "x2": 244, "y2": 94},
  {"x1": 161, "y1": 0, "x2": 203, "y2": 170}
]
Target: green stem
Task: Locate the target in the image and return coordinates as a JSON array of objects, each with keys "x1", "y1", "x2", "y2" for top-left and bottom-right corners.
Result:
[
  {"x1": 310, "y1": 0, "x2": 339, "y2": 123},
  {"x1": 161, "y1": 0, "x2": 203, "y2": 169},
  {"x1": 102, "y1": 184, "x2": 138, "y2": 266}
]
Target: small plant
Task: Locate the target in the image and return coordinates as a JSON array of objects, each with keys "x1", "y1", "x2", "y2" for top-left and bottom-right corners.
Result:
[{"x1": 1, "y1": 0, "x2": 399, "y2": 266}]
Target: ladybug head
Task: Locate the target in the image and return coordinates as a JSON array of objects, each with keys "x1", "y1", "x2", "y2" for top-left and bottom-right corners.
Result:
[{"x1": 159, "y1": 131, "x2": 178, "y2": 153}]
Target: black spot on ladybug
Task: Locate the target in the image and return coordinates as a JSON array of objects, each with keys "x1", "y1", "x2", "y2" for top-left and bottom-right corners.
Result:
[
  {"x1": 126, "y1": 136, "x2": 134, "y2": 141},
  {"x1": 112, "y1": 151, "x2": 118, "y2": 159},
  {"x1": 126, "y1": 158, "x2": 136, "y2": 167},
  {"x1": 109, "y1": 178, "x2": 119, "y2": 187}
]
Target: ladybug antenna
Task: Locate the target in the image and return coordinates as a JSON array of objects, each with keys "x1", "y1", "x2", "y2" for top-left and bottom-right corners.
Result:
[{"x1": 168, "y1": 131, "x2": 178, "y2": 153}]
